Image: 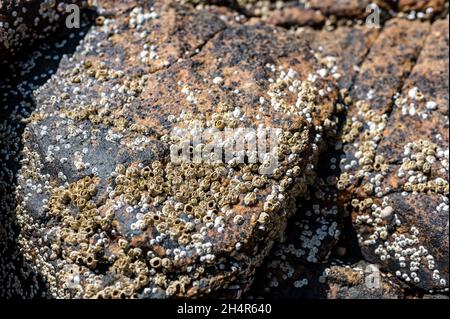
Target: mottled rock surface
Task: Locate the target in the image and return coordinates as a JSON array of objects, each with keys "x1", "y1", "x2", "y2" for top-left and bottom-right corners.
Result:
[
  {"x1": 345, "y1": 17, "x2": 449, "y2": 293},
  {"x1": 308, "y1": 0, "x2": 375, "y2": 19},
  {"x1": 267, "y1": 7, "x2": 325, "y2": 27},
  {"x1": 249, "y1": 260, "x2": 404, "y2": 299},
  {"x1": 397, "y1": 0, "x2": 447, "y2": 12},
  {"x1": 1, "y1": 0, "x2": 340, "y2": 298},
  {"x1": 253, "y1": 6, "x2": 448, "y2": 299},
  {"x1": 0, "y1": 0, "x2": 449, "y2": 299}
]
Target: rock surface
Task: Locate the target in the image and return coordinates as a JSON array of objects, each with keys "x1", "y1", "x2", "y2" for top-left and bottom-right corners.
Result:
[
  {"x1": 0, "y1": 0, "x2": 448, "y2": 299},
  {"x1": 267, "y1": 7, "x2": 326, "y2": 27},
  {"x1": 254, "y1": 5, "x2": 449, "y2": 299},
  {"x1": 2, "y1": 0, "x2": 340, "y2": 298},
  {"x1": 345, "y1": 17, "x2": 449, "y2": 293},
  {"x1": 249, "y1": 259, "x2": 405, "y2": 299},
  {"x1": 397, "y1": 0, "x2": 447, "y2": 13},
  {"x1": 0, "y1": 0, "x2": 85, "y2": 61}
]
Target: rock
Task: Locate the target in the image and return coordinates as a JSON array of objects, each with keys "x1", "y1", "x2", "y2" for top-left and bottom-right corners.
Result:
[
  {"x1": 0, "y1": 0, "x2": 85, "y2": 62},
  {"x1": 397, "y1": 0, "x2": 447, "y2": 13},
  {"x1": 3, "y1": 0, "x2": 340, "y2": 298},
  {"x1": 308, "y1": 0, "x2": 374, "y2": 19},
  {"x1": 349, "y1": 18, "x2": 430, "y2": 113},
  {"x1": 338, "y1": 18, "x2": 430, "y2": 195},
  {"x1": 258, "y1": 163, "x2": 345, "y2": 267},
  {"x1": 248, "y1": 260, "x2": 331, "y2": 299},
  {"x1": 300, "y1": 25, "x2": 379, "y2": 90},
  {"x1": 267, "y1": 7, "x2": 325, "y2": 27},
  {"x1": 0, "y1": 0, "x2": 448, "y2": 300},
  {"x1": 255, "y1": 14, "x2": 448, "y2": 299},
  {"x1": 347, "y1": 17, "x2": 449, "y2": 293},
  {"x1": 378, "y1": 17, "x2": 449, "y2": 161},
  {"x1": 248, "y1": 24, "x2": 380, "y2": 268},
  {"x1": 352, "y1": 193, "x2": 449, "y2": 293},
  {"x1": 249, "y1": 260, "x2": 404, "y2": 299},
  {"x1": 325, "y1": 261, "x2": 404, "y2": 299}
]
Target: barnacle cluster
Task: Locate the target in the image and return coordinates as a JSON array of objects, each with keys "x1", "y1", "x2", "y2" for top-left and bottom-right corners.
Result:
[
  {"x1": 1, "y1": 0, "x2": 448, "y2": 300},
  {"x1": 14, "y1": 99, "x2": 325, "y2": 298},
  {"x1": 0, "y1": 1, "x2": 88, "y2": 60}
]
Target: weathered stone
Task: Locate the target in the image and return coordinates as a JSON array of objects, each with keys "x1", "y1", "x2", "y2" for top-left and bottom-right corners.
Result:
[
  {"x1": 397, "y1": 0, "x2": 447, "y2": 13},
  {"x1": 301, "y1": 25, "x2": 379, "y2": 90},
  {"x1": 1, "y1": 0, "x2": 449, "y2": 300},
  {"x1": 325, "y1": 261, "x2": 404, "y2": 299},
  {"x1": 378, "y1": 17, "x2": 449, "y2": 161},
  {"x1": 249, "y1": 260, "x2": 404, "y2": 299},
  {"x1": 308, "y1": 0, "x2": 373, "y2": 19},
  {"x1": 3, "y1": 0, "x2": 341, "y2": 299},
  {"x1": 338, "y1": 18, "x2": 430, "y2": 195},
  {"x1": 352, "y1": 193, "x2": 449, "y2": 292},
  {"x1": 267, "y1": 7, "x2": 325, "y2": 27},
  {"x1": 349, "y1": 18, "x2": 430, "y2": 113},
  {"x1": 339, "y1": 17, "x2": 449, "y2": 293}
]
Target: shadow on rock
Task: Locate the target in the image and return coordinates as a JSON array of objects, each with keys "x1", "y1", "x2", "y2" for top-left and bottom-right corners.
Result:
[{"x1": 0, "y1": 10, "x2": 97, "y2": 299}]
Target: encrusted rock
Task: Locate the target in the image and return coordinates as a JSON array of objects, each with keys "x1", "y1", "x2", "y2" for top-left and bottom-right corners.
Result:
[
  {"x1": 308, "y1": 0, "x2": 375, "y2": 19},
  {"x1": 2, "y1": 0, "x2": 340, "y2": 298},
  {"x1": 0, "y1": 0, "x2": 85, "y2": 61},
  {"x1": 397, "y1": 0, "x2": 447, "y2": 13},
  {"x1": 300, "y1": 24, "x2": 379, "y2": 90},
  {"x1": 346, "y1": 17, "x2": 449, "y2": 293},
  {"x1": 255, "y1": 12, "x2": 448, "y2": 298},
  {"x1": 267, "y1": 7, "x2": 325, "y2": 27},
  {"x1": 1, "y1": 0, "x2": 448, "y2": 300},
  {"x1": 249, "y1": 260, "x2": 404, "y2": 299}
]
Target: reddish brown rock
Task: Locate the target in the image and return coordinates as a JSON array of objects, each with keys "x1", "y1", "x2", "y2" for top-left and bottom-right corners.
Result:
[
  {"x1": 338, "y1": 18, "x2": 430, "y2": 196},
  {"x1": 267, "y1": 7, "x2": 325, "y2": 27},
  {"x1": 301, "y1": 25, "x2": 380, "y2": 90},
  {"x1": 352, "y1": 193, "x2": 449, "y2": 292},
  {"x1": 397, "y1": 0, "x2": 447, "y2": 12},
  {"x1": 340, "y1": 17, "x2": 449, "y2": 293},
  {"x1": 349, "y1": 18, "x2": 430, "y2": 113},
  {"x1": 378, "y1": 17, "x2": 449, "y2": 162},
  {"x1": 309, "y1": 0, "x2": 374, "y2": 19},
  {"x1": 1, "y1": 0, "x2": 449, "y2": 301},
  {"x1": 249, "y1": 260, "x2": 404, "y2": 299}
]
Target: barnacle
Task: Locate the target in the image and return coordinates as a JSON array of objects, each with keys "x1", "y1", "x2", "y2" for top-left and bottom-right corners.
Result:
[{"x1": 150, "y1": 257, "x2": 162, "y2": 269}]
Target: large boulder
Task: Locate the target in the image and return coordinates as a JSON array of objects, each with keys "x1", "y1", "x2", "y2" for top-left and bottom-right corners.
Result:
[{"x1": 3, "y1": 0, "x2": 340, "y2": 298}]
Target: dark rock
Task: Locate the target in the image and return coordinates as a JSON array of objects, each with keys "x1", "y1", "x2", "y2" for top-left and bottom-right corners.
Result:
[
  {"x1": 0, "y1": 0, "x2": 85, "y2": 62},
  {"x1": 249, "y1": 259, "x2": 404, "y2": 299}
]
